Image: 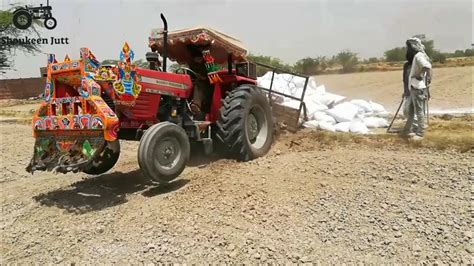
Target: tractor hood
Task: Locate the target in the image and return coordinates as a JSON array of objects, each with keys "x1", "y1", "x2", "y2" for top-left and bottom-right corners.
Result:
[{"x1": 149, "y1": 27, "x2": 247, "y2": 65}]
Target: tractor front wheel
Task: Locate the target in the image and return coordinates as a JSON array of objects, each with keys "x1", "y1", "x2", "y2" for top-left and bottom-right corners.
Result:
[
  {"x1": 44, "y1": 17, "x2": 57, "y2": 30},
  {"x1": 138, "y1": 122, "x2": 190, "y2": 183},
  {"x1": 83, "y1": 140, "x2": 120, "y2": 175},
  {"x1": 217, "y1": 84, "x2": 274, "y2": 161}
]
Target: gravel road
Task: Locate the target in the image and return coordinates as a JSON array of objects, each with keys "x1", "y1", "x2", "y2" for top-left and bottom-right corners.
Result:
[{"x1": 0, "y1": 123, "x2": 472, "y2": 264}]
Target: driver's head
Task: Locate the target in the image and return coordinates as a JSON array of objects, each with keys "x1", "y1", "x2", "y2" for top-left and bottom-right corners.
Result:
[{"x1": 187, "y1": 44, "x2": 210, "y2": 63}]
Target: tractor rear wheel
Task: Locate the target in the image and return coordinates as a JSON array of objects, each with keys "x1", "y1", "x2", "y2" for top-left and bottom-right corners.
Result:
[
  {"x1": 217, "y1": 84, "x2": 274, "y2": 161},
  {"x1": 12, "y1": 9, "x2": 32, "y2": 30},
  {"x1": 83, "y1": 140, "x2": 120, "y2": 175},
  {"x1": 138, "y1": 122, "x2": 190, "y2": 183}
]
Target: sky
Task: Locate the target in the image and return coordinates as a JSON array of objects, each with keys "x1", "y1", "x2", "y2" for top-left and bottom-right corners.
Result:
[{"x1": 1, "y1": 0, "x2": 473, "y2": 78}]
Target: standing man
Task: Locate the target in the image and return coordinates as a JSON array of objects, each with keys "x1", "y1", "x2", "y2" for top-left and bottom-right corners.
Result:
[
  {"x1": 402, "y1": 61, "x2": 411, "y2": 118},
  {"x1": 403, "y1": 37, "x2": 432, "y2": 140}
]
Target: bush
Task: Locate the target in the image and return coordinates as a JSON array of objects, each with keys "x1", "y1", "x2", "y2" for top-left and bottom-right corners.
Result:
[
  {"x1": 293, "y1": 56, "x2": 327, "y2": 75},
  {"x1": 368, "y1": 57, "x2": 380, "y2": 63},
  {"x1": 336, "y1": 50, "x2": 358, "y2": 73},
  {"x1": 384, "y1": 47, "x2": 406, "y2": 62},
  {"x1": 453, "y1": 50, "x2": 465, "y2": 57},
  {"x1": 465, "y1": 49, "x2": 474, "y2": 57},
  {"x1": 247, "y1": 53, "x2": 293, "y2": 76},
  {"x1": 431, "y1": 50, "x2": 446, "y2": 63}
]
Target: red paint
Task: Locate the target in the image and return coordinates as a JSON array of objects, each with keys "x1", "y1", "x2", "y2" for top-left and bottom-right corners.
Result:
[
  {"x1": 137, "y1": 68, "x2": 193, "y2": 99},
  {"x1": 209, "y1": 82, "x2": 222, "y2": 122}
]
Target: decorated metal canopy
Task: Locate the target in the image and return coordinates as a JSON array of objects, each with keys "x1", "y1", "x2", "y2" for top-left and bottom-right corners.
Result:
[{"x1": 149, "y1": 27, "x2": 248, "y2": 65}]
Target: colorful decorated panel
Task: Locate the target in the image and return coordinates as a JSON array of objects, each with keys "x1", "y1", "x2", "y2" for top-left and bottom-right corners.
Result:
[
  {"x1": 49, "y1": 60, "x2": 81, "y2": 74},
  {"x1": 112, "y1": 42, "x2": 142, "y2": 106},
  {"x1": 53, "y1": 71, "x2": 82, "y2": 87},
  {"x1": 149, "y1": 27, "x2": 248, "y2": 65},
  {"x1": 80, "y1": 48, "x2": 101, "y2": 73},
  {"x1": 28, "y1": 48, "x2": 121, "y2": 174},
  {"x1": 32, "y1": 96, "x2": 118, "y2": 141},
  {"x1": 26, "y1": 134, "x2": 106, "y2": 173}
]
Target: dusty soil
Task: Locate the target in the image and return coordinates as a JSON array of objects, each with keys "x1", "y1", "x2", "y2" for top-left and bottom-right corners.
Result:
[
  {"x1": 314, "y1": 66, "x2": 473, "y2": 111},
  {"x1": 1, "y1": 122, "x2": 472, "y2": 264}
]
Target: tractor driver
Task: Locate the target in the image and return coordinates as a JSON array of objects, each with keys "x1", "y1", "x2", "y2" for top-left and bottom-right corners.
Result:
[{"x1": 187, "y1": 44, "x2": 211, "y2": 116}]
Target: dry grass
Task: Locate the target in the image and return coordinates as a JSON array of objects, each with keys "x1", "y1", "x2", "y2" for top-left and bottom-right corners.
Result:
[
  {"x1": 421, "y1": 117, "x2": 474, "y2": 152},
  {"x1": 279, "y1": 115, "x2": 473, "y2": 153}
]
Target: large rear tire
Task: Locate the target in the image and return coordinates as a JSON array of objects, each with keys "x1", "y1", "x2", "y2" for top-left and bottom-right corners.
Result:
[
  {"x1": 216, "y1": 84, "x2": 274, "y2": 161},
  {"x1": 83, "y1": 140, "x2": 120, "y2": 175},
  {"x1": 138, "y1": 122, "x2": 190, "y2": 183},
  {"x1": 12, "y1": 9, "x2": 32, "y2": 30}
]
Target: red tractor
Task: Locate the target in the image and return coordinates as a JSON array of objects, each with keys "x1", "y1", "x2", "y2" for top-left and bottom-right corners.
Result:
[{"x1": 27, "y1": 14, "x2": 284, "y2": 183}]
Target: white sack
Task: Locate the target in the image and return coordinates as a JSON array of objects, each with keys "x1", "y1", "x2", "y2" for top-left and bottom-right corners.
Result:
[
  {"x1": 350, "y1": 99, "x2": 373, "y2": 113},
  {"x1": 369, "y1": 100, "x2": 386, "y2": 113},
  {"x1": 308, "y1": 77, "x2": 318, "y2": 90},
  {"x1": 302, "y1": 120, "x2": 319, "y2": 129},
  {"x1": 313, "y1": 111, "x2": 336, "y2": 124},
  {"x1": 349, "y1": 120, "x2": 370, "y2": 134},
  {"x1": 315, "y1": 85, "x2": 326, "y2": 95},
  {"x1": 318, "y1": 92, "x2": 346, "y2": 106},
  {"x1": 364, "y1": 117, "x2": 389, "y2": 128},
  {"x1": 306, "y1": 102, "x2": 329, "y2": 120},
  {"x1": 326, "y1": 102, "x2": 360, "y2": 122},
  {"x1": 257, "y1": 78, "x2": 271, "y2": 87},
  {"x1": 374, "y1": 111, "x2": 391, "y2": 118},
  {"x1": 281, "y1": 99, "x2": 301, "y2": 109},
  {"x1": 334, "y1": 122, "x2": 351, "y2": 132}
]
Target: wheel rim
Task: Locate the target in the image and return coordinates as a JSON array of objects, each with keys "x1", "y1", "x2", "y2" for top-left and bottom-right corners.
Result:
[
  {"x1": 154, "y1": 137, "x2": 181, "y2": 170},
  {"x1": 45, "y1": 19, "x2": 55, "y2": 28},
  {"x1": 246, "y1": 105, "x2": 268, "y2": 150},
  {"x1": 17, "y1": 15, "x2": 29, "y2": 26}
]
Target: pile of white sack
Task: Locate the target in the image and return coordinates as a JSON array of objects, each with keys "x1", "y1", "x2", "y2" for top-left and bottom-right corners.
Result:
[{"x1": 257, "y1": 72, "x2": 390, "y2": 134}]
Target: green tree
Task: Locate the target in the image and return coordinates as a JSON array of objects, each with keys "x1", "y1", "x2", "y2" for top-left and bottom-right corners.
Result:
[
  {"x1": 247, "y1": 53, "x2": 292, "y2": 76},
  {"x1": 453, "y1": 50, "x2": 465, "y2": 57},
  {"x1": 326, "y1": 56, "x2": 337, "y2": 68},
  {"x1": 336, "y1": 50, "x2": 358, "y2": 73},
  {"x1": 293, "y1": 56, "x2": 327, "y2": 75},
  {"x1": 367, "y1": 57, "x2": 380, "y2": 63},
  {"x1": 0, "y1": 9, "x2": 43, "y2": 74},
  {"x1": 101, "y1": 59, "x2": 119, "y2": 66},
  {"x1": 384, "y1": 39, "x2": 447, "y2": 63},
  {"x1": 101, "y1": 59, "x2": 149, "y2": 68},
  {"x1": 134, "y1": 59, "x2": 149, "y2": 68},
  {"x1": 431, "y1": 51, "x2": 446, "y2": 63},
  {"x1": 384, "y1": 47, "x2": 406, "y2": 62},
  {"x1": 465, "y1": 49, "x2": 474, "y2": 57}
]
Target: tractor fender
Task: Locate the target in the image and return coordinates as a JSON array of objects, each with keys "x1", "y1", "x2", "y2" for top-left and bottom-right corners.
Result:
[{"x1": 13, "y1": 8, "x2": 29, "y2": 14}]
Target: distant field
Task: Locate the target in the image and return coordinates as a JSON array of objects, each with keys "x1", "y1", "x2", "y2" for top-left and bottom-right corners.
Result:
[{"x1": 313, "y1": 66, "x2": 473, "y2": 112}]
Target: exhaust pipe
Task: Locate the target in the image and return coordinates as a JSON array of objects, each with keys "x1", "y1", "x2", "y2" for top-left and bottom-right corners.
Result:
[{"x1": 160, "y1": 13, "x2": 168, "y2": 72}]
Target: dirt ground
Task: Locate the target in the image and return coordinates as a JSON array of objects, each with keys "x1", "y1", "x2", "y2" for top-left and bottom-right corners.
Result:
[
  {"x1": 0, "y1": 67, "x2": 473, "y2": 263},
  {"x1": 314, "y1": 66, "x2": 473, "y2": 112},
  {"x1": 0, "y1": 121, "x2": 472, "y2": 264}
]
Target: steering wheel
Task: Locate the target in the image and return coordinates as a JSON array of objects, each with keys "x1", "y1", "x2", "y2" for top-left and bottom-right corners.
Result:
[{"x1": 175, "y1": 67, "x2": 199, "y2": 81}]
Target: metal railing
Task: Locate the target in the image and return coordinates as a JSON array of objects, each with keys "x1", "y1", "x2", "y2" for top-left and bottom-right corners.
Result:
[{"x1": 252, "y1": 62, "x2": 309, "y2": 121}]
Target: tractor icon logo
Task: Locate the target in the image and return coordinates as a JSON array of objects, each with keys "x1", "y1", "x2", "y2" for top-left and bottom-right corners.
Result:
[{"x1": 12, "y1": 0, "x2": 57, "y2": 30}]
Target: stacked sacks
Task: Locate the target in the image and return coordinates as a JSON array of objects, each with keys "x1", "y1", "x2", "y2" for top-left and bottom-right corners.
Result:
[{"x1": 257, "y1": 72, "x2": 389, "y2": 134}]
